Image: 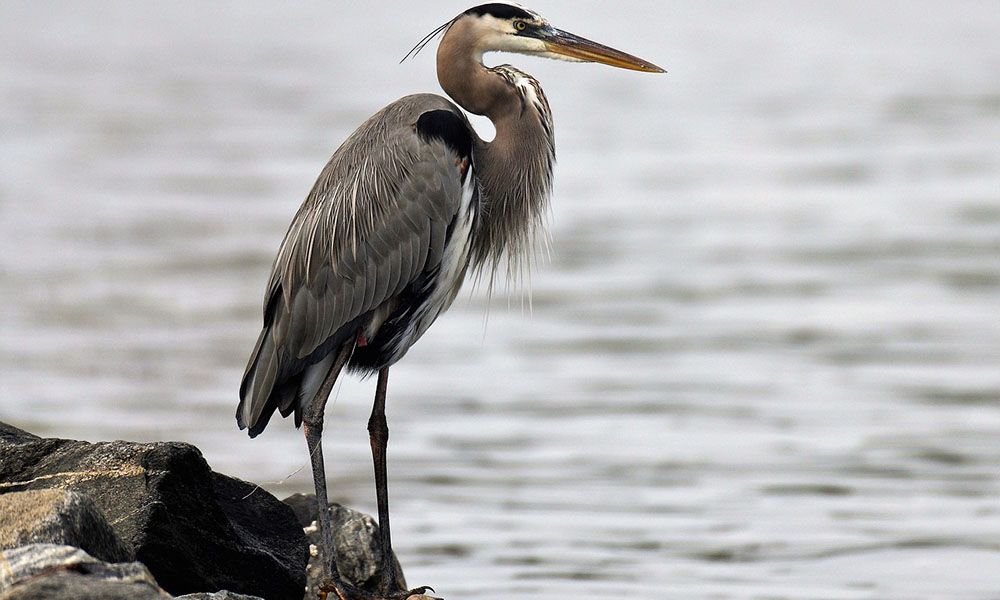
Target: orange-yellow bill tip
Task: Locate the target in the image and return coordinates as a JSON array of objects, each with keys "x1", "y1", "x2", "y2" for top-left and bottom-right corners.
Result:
[{"x1": 544, "y1": 28, "x2": 665, "y2": 73}]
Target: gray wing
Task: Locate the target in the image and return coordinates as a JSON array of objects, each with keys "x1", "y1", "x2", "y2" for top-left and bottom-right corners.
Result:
[{"x1": 238, "y1": 94, "x2": 473, "y2": 436}]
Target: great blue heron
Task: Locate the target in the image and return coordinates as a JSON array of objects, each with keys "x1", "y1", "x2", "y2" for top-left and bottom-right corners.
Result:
[{"x1": 238, "y1": 3, "x2": 663, "y2": 599}]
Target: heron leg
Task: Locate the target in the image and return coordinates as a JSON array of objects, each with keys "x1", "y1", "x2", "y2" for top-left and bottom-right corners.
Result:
[
  {"x1": 304, "y1": 419, "x2": 338, "y2": 582},
  {"x1": 303, "y1": 346, "x2": 352, "y2": 592},
  {"x1": 363, "y1": 372, "x2": 439, "y2": 600},
  {"x1": 309, "y1": 357, "x2": 435, "y2": 600},
  {"x1": 368, "y1": 367, "x2": 399, "y2": 593}
]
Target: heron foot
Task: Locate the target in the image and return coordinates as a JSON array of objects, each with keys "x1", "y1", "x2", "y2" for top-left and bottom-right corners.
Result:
[{"x1": 318, "y1": 579, "x2": 438, "y2": 600}]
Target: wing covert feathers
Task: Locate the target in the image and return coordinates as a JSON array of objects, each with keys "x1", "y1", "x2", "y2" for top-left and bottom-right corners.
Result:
[{"x1": 237, "y1": 94, "x2": 474, "y2": 436}]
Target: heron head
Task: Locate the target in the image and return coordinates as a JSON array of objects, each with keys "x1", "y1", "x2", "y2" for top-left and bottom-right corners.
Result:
[
  {"x1": 407, "y1": 3, "x2": 664, "y2": 74},
  {"x1": 465, "y1": 3, "x2": 664, "y2": 72}
]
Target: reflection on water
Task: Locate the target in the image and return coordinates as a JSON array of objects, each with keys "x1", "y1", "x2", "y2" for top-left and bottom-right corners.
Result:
[{"x1": 2, "y1": 1, "x2": 1000, "y2": 598}]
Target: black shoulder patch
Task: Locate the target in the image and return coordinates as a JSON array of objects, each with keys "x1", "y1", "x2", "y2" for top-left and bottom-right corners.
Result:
[
  {"x1": 416, "y1": 109, "x2": 473, "y2": 160},
  {"x1": 465, "y1": 3, "x2": 534, "y2": 20}
]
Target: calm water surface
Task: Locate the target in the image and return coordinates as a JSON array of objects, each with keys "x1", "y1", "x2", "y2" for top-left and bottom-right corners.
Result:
[{"x1": 2, "y1": 2, "x2": 1000, "y2": 599}]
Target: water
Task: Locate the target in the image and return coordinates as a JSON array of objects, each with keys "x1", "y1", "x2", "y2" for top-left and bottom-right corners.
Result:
[{"x1": 2, "y1": 1, "x2": 1000, "y2": 598}]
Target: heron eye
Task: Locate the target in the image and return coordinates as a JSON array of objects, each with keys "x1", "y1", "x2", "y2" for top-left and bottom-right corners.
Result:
[{"x1": 513, "y1": 20, "x2": 527, "y2": 31}]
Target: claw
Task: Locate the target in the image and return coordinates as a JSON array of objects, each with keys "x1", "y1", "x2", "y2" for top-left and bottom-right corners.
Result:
[
  {"x1": 317, "y1": 580, "x2": 339, "y2": 599},
  {"x1": 317, "y1": 579, "x2": 351, "y2": 600},
  {"x1": 393, "y1": 586, "x2": 437, "y2": 600},
  {"x1": 318, "y1": 579, "x2": 438, "y2": 600}
]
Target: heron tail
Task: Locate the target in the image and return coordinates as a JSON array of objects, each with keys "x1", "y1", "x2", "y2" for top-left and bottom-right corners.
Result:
[{"x1": 237, "y1": 326, "x2": 282, "y2": 438}]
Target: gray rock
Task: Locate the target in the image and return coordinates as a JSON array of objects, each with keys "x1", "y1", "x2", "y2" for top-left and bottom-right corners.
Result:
[
  {"x1": 0, "y1": 488, "x2": 129, "y2": 562},
  {"x1": 0, "y1": 543, "x2": 170, "y2": 600},
  {"x1": 0, "y1": 422, "x2": 38, "y2": 445},
  {"x1": 283, "y1": 493, "x2": 406, "y2": 596},
  {"x1": 0, "y1": 427, "x2": 308, "y2": 600}
]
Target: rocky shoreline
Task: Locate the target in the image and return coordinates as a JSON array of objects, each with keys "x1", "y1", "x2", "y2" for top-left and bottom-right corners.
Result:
[{"x1": 0, "y1": 422, "x2": 403, "y2": 600}]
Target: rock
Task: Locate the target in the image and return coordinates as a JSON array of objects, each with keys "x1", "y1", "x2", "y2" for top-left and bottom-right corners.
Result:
[
  {"x1": 0, "y1": 543, "x2": 170, "y2": 600},
  {"x1": 0, "y1": 429, "x2": 308, "y2": 600},
  {"x1": 283, "y1": 493, "x2": 406, "y2": 596},
  {"x1": 0, "y1": 488, "x2": 129, "y2": 562},
  {"x1": 0, "y1": 422, "x2": 38, "y2": 445},
  {"x1": 282, "y1": 492, "x2": 325, "y2": 529}
]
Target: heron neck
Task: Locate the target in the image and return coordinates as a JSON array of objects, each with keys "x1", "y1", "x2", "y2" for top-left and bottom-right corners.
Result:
[
  {"x1": 437, "y1": 24, "x2": 556, "y2": 281},
  {"x1": 437, "y1": 26, "x2": 518, "y2": 120},
  {"x1": 437, "y1": 24, "x2": 555, "y2": 281},
  {"x1": 472, "y1": 106, "x2": 555, "y2": 277}
]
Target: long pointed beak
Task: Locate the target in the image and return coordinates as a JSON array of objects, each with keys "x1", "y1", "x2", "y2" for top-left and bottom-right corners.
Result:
[{"x1": 541, "y1": 28, "x2": 665, "y2": 73}]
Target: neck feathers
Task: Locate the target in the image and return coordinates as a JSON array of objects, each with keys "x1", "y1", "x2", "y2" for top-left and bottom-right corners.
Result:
[
  {"x1": 471, "y1": 66, "x2": 554, "y2": 285},
  {"x1": 437, "y1": 23, "x2": 556, "y2": 287}
]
